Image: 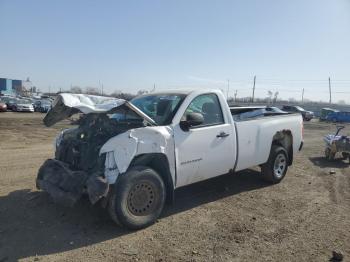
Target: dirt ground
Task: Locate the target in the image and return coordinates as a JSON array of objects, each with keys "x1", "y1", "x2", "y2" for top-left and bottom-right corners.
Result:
[{"x1": 0, "y1": 112, "x2": 349, "y2": 262}]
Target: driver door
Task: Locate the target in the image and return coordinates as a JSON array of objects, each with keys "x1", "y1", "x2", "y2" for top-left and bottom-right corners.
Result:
[{"x1": 173, "y1": 93, "x2": 236, "y2": 187}]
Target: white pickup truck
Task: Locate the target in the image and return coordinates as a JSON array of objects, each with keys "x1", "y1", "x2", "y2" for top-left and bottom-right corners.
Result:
[{"x1": 37, "y1": 89, "x2": 303, "y2": 229}]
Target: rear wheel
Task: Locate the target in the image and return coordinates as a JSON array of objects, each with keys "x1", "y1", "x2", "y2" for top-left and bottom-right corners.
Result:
[
  {"x1": 108, "y1": 166, "x2": 166, "y2": 229},
  {"x1": 261, "y1": 145, "x2": 289, "y2": 183}
]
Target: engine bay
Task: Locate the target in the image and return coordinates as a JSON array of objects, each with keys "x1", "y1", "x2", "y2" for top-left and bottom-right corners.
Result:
[{"x1": 55, "y1": 112, "x2": 145, "y2": 173}]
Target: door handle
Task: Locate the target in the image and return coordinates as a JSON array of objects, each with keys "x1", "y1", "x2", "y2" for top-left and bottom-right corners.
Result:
[{"x1": 217, "y1": 132, "x2": 229, "y2": 138}]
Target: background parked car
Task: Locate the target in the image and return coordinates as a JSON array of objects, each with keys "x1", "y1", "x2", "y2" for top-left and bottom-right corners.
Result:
[
  {"x1": 0, "y1": 97, "x2": 17, "y2": 111},
  {"x1": 326, "y1": 111, "x2": 350, "y2": 123},
  {"x1": 320, "y1": 108, "x2": 339, "y2": 121},
  {"x1": 12, "y1": 99, "x2": 34, "y2": 112},
  {"x1": 35, "y1": 100, "x2": 52, "y2": 113},
  {"x1": 281, "y1": 105, "x2": 314, "y2": 121},
  {"x1": 0, "y1": 101, "x2": 7, "y2": 112}
]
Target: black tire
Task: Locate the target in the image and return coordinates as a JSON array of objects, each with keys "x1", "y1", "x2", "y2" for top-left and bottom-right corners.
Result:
[
  {"x1": 108, "y1": 166, "x2": 166, "y2": 229},
  {"x1": 261, "y1": 145, "x2": 289, "y2": 183}
]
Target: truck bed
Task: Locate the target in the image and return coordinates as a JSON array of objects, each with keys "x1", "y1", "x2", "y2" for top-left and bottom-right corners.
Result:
[
  {"x1": 233, "y1": 113, "x2": 303, "y2": 171},
  {"x1": 230, "y1": 106, "x2": 289, "y2": 121}
]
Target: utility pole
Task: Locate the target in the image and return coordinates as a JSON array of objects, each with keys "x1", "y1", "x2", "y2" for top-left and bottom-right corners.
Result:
[
  {"x1": 328, "y1": 77, "x2": 332, "y2": 104},
  {"x1": 226, "y1": 79, "x2": 230, "y2": 99},
  {"x1": 99, "y1": 80, "x2": 103, "y2": 95},
  {"x1": 252, "y1": 75, "x2": 256, "y2": 103},
  {"x1": 234, "y1": 90, "x2": 238, "y2": 102},
  {"x1": 301, "y1": 88, "x2": 304, "y2": 104}
]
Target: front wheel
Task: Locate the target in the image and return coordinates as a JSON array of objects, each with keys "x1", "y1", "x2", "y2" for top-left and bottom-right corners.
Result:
[
  {"x1": 108, "y1": 166, "x2": 166, "y2": 229},
  {"x1": 261, "y1": 145, "x2": 289, "y2": 183}
]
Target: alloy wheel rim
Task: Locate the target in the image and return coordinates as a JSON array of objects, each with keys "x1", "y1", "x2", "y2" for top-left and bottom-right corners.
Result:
[{"x1": 274, "y1": 153, "x2": 287, "y2": 178}]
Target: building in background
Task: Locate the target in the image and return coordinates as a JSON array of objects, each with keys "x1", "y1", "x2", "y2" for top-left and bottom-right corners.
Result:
[
  {"x1": 0, "y1": 78, "x2": 19, "y2": 95},
  {"x1": 0, "y1": 77, "x2": 32, "y2": 96}
]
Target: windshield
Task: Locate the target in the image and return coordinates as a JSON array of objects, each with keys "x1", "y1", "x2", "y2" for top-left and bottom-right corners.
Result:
[
  {"x1": 131, "y1": 94, "x2": 185, "y2": 125},
  {"x1": 17, "y1": 99, "x2": 31, "y2": 104},
  {"x1": 41, "y1": 101, "x2": 51, "y2": 106}
]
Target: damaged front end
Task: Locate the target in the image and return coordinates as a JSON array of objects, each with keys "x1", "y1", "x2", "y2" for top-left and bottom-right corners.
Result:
[
  {"x1": 36, "y1": 93, "x2": 155, "y2": 207},
  {"x1": 37, "y1": 159, "x2": 109, "y2": 206}
]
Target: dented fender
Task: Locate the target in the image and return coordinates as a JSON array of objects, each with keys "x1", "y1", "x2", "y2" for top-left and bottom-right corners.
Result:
[{"x1": 100, "y1": 126, "x2": 176, "y2": 185}]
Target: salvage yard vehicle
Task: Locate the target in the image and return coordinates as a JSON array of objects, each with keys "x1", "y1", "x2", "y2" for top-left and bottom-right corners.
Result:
[
  {"x1": 0, "y1": 101, "x2": 7, "y2": 112},
  {"x1": 36, "y1": 89, "x2": 304, "y2": 229},
  {"x1": 12, "y1": 99, "x2": 34, "y2": 112},
  {"x1": 281, "y1": 105, "x2": 314, "y2": 121},
  {"x1": 320, "y1": 108, "x2": 339, "y2": 121},
  {"x1": 34, "y1": 100, "x2": 52, "y2": 113},
  {"x1": 324, "y1": 125, "x2": 350, "y2": 162},
  {"x1": 326, "y1": 111, "x2": 350, "y2": 123},
  {"x1": 0, "y1": 97, "x2": 17, "y2": 111}
]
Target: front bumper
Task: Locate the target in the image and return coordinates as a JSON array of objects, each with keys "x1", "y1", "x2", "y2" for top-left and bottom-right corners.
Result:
[{"x1": 36, "y1": 159, "x2": 109, "y2": 207}]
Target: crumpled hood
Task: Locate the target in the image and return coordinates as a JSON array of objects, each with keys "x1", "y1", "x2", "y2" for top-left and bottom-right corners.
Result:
[{"x1": 43, "y1": 93, "x2": 156, "y2": 127}]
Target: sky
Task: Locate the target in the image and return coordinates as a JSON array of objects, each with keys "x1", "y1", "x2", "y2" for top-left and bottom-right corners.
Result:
[{"x1": 1, "y1": 0, "x2": 350, "y2": 102}]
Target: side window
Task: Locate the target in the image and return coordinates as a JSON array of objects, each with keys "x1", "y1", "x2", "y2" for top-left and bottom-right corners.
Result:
[{"x1": 184, "y1": 93, "x2": 224, "y2": 126}]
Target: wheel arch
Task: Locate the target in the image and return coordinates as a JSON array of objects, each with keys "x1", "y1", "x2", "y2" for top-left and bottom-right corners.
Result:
[
  {"x1": 128, "y1": 153, "x2": 175, "y2": 204},
  {"x1": 271, "y1": 130, "x2": 293, "y2": 165}
]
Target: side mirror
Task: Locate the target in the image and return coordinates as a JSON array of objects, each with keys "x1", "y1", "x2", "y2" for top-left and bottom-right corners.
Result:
[{"x1": 180, "y1": 112, "x2": 204, "y2": 131}]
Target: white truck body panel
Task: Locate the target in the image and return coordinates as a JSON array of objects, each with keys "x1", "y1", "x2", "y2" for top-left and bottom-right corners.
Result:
[
  {"x1": 54, "y1": 93, "x2": 125, "y2": 113},
  {"x1": 50, "y1": 89, "x2": 303, "y2": 190},
  {"x1": 234, "y1": 114, "x2": 303, "y2": 171},
  {"x1": 100, "y1": 126, "x2": 176, "y2": 185},
  {"x1": 173, "y1": 123, "x2": 236, "y2": 187},
  {"x1": 98, "y1": 89, "x2": 303, "y2": 188},
  {"x1": 171, "y1": 89, "x2": 237, "y2": 187}
]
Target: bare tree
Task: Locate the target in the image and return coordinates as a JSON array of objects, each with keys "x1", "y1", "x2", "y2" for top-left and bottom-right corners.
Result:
[
  {"x1": 273, "y1": 91, "x2": 279, "y2": 103},
  {"x1": 70, "y1": 86, "x2": 82, "y2": 94},
  {"x1": 110, "y1": 90, "x2": 122, "y2": 97},
  {"x1": 267, "y1": 90, "x2": 273, "y2": 104},
  {"x1": 137, "y1": 89, "x2": 149, "y2": 96},
  {"x1": 110, "y1": 91, "x2": 135, "y2": 100},
  {"x1": 85, "y1": 87, "x2": 100, "y2": 95}
]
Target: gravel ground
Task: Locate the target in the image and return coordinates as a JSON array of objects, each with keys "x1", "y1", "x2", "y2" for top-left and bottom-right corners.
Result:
[{"x1": 0, "y1": 112, "x2": 349, "y2": 262}]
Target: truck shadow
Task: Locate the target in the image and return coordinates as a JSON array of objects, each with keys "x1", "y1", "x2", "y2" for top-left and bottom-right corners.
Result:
[
  {"x1": 309, "y1": 156, "x2": 349, "y2": 168},
  {"x1": 163, "y1": 169, "x2": 269, "y2": 218},
  {"x1": 0, "y1": 169, "x2": 268, "y2": 261}
]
